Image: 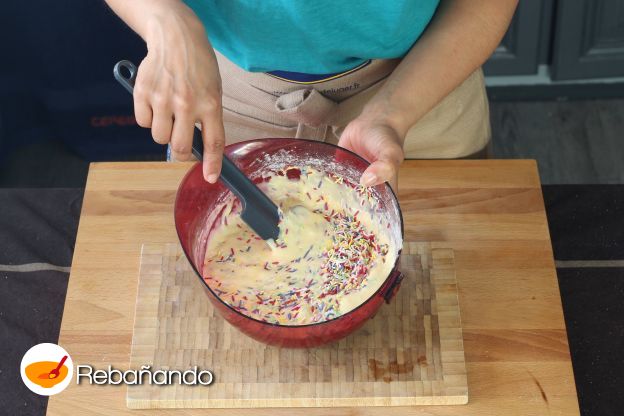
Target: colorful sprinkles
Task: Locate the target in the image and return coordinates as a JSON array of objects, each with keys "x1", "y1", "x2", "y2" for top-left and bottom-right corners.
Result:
[
  {"x1": 203, "y1": 166, "x2": 395, "y2": 325},
  {"x1": 318, "y1": 211, "x2": 389, "y2": 298}
]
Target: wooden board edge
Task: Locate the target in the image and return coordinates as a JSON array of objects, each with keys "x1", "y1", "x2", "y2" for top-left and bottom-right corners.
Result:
[
  {"x1": 125, "y1": 243, "x2": 166, "y2": 407},
  {"x1": 126, "y1": 394, "x2": 469, "y2": 409},
  {"x1": 429, "y1": 246, "x2": 469, "y2": 400}
]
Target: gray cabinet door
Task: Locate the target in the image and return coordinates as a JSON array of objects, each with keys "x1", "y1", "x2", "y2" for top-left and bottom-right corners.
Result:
[
  {"x1": 552, "y1": 0, "x2": 624, "y2": 80},
  {"x1": 483, "y1": 0, "x2": 548, "y2": 76}
]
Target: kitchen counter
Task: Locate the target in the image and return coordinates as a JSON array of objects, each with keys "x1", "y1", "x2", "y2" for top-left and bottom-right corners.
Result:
[{"x1": 5, "y1": 162, "x2": 621, "y2": 414}]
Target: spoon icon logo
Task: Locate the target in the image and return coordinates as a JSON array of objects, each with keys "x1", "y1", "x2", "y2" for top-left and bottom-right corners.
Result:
[{"x1": 20, "y1": 343, "x2": 73, "y2": 396}]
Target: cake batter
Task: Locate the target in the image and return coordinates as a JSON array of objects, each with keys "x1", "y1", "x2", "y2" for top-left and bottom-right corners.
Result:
[{"x1": 203, "y1": 166, "x2": 397, "y2": 325}]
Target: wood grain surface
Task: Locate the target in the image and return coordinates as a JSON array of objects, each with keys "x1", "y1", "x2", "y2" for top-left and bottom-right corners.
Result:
[
  {"x1": 47, "y1": 160, "x2": 580, "y2": 415},
  {"x1": 128, "y1": 242, "x2": 466, "y2": 408}
]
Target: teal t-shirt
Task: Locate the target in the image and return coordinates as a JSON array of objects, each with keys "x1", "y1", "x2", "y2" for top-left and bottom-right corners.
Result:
[{"x1": 184, "y1": 0, "x2": 440, "y2": 74}]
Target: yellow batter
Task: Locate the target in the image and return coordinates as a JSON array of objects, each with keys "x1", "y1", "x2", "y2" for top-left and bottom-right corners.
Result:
[{"x1": 203, "y1": 166, "x2": 397, "y2": 325}]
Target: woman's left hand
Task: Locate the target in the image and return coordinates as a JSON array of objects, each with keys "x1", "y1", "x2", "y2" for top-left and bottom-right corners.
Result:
[{"x1": 338, "y1": 115, "x2": 405, "y2": 191}]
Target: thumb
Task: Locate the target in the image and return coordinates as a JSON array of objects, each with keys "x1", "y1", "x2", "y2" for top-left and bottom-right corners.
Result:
[
  {"x1": 360, "y1": 160, "x2": 399, "y2": 190},
  {"x1": 359, "y1": 145, "x2": 403, "y2": 188}
]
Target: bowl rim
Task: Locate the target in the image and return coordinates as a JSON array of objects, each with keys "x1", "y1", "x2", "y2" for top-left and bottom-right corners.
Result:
[{"x1": 174, "y1": 138, "x2": 405, "y2": 328}]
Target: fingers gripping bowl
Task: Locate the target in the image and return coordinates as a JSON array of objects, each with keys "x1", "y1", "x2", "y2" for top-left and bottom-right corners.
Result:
[{"x1": 174, "y1": 139, "x2": 404, "y2": 348}]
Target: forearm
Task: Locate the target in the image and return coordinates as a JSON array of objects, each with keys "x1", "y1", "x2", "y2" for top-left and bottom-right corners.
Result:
[
  {"x1": 363, "y1": 0, "x2": 518, "y2": 138},
  {"x1": 104, "y1": 0, "x2": 203, "y2": 42}
]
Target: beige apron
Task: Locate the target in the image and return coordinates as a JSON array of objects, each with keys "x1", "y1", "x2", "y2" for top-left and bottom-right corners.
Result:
[
  {"x1": 214, "y1": 50, "x2": 491, "y2": 159},
  {"x1": 177, "y1": 51, "x2": 491, "y2": 161}
]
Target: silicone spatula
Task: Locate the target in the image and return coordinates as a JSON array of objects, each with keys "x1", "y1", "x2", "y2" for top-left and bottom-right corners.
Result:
[{"x1": 113, "y1": 60, "x2": 280, "y2": 241}]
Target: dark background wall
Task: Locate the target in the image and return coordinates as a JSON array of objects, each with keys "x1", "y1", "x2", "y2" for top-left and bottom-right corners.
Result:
[{"x1": 0, "y1": 0, "x2": 159, "y2": 162}]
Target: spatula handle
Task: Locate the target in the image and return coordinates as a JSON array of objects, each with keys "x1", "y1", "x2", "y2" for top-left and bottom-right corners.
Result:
[
  {"x1": 114, "y1": 60, "x2": 280, "y2": 237},
  {"x1": 190, "y1": 127, "x2": 276, "y2": 214},
  {"x1": 192, "y1": 140, "x2": 256, "y2": 210},
  {"x1": 113, "y1": 60, "x2": 136, "y2": 95}
]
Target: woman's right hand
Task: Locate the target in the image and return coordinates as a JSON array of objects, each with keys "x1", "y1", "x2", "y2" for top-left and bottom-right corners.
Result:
[{"x1": 132, "y1": 1, "x2": 225, "y2": 182}]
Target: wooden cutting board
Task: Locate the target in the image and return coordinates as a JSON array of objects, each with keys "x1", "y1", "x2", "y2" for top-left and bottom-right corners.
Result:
[
  {"x1": 127, "y1": 241, "x2": 467, "y2": 408},
  {"x1": 48, "y1": 160, "x2": 580, "y2": 415}
]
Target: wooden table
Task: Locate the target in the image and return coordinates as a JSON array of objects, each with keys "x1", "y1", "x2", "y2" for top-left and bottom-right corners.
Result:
[{"x1": 48, "y1": 160, "x2": 580, "y2": 415}]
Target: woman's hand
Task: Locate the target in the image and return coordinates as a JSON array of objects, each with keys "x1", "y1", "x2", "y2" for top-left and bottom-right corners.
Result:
[
  {"x1": 338, "y1": 109, "x2": 405, "y2": 191},
  {"x1": 109, "y1": 0, "x2": 225, "y2": 183},
  {"x1": 341, "y1": 0, "x2": 518, "y2": 191}
]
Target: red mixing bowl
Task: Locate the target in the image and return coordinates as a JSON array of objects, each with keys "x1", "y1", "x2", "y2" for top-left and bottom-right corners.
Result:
[{"x1": 174, "y1": 138, "x2": 404, "y2": 348}]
